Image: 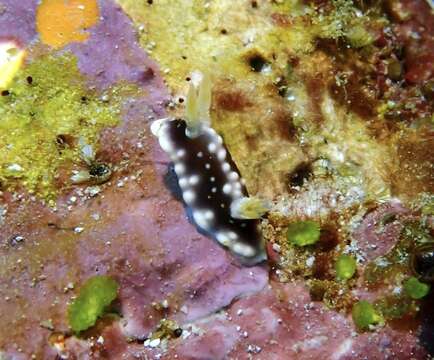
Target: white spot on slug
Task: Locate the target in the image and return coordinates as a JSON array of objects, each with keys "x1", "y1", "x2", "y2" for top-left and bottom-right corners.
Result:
[
  {"x1": 183, "y1": 190, "x2": 195, "y2": 204},
  {"x1": 229, "y1": 172, "x2": 239, "y2": 181},
  {"x1": 159, "y1": 136, "x2": 174, "y2": 153},
  {"x1": 217, "y1": 149, "x2": 226, "y2": 161},
  {"x1": 177, "y1": 149, "x2": 186, "y2": 158},
  {"x1": 223, "y1": 183, "x2": 232, "y2": 194},
  {"x1": 222, "y1": 163, "x2": 231, "y2": 172},
  {"x1": 205, "y1": 127, "x2": 218, "y2": 137},
  {"x1": 208, "y1": 143, "x2": 217, "y2": 153},
  {"x1": 216, "y1": 232, "x2": 231, "y2": 246},
  {"x1": 189, "y1": 175, "x2": 200, "y2": 185},
  {"x1": 150, "y1": 118, "x2": 169, "y2": 136},
  {"x1": 204, "y1": 210, "x2": 214, "y2": 220},
  {"x1": 232, "y1": 243, "x2": 255, "y2": 257},
  {"x1": 228, "y1": 231, "x2": 238, "y2": 240},
  {"x1": 193, "y1": 210, "x2": 211, "y2": 229},
  {"x1": 233, "y1": 189, "x2": 243, "y2": 197},
  {"x1": 174, "y1": 163, "x2": 186, "y2": 175},
  {"x1": 178, "y1": 178, "x2": 188, "y2": 188}
]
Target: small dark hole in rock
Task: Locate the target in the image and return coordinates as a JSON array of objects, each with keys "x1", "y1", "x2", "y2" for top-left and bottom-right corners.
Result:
[
  {"x1": 8, "y1": 235, "x2": 25, "y2": 247},
  {"x1": 141, "y1": 68, "x2": 155, "y2": 82},
  {"x1": 56, "y1": 134, "x2": 75, "y2": 149},
  {"x1": 288, "y1": 162, "x2": 312, "y2": 187},
  {"x1": 173, "y1": 328, "x2": 183, "y2": 337},
  {"x1": 89, "y1": 163, "x2": 111, "y2": 178},
  {"x1": 248, "y1": 54, "x2": 267, "y2": 72}
]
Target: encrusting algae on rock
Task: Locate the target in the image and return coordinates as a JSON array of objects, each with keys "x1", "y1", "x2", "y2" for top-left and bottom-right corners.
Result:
[{"x1": 0, "y1": 52, "x2": 123, "y2": 203}]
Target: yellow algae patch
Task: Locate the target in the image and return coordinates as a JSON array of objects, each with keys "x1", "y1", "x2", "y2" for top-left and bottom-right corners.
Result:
[
  {"x1": 0, "y1": 52, "x2": 123, "y2": 202},
  {"x1": 0, "y1": 41, "x2": 25, "y2": 89},
  {"x1": 117, "y1": 0, "x2": 311, "y2": 92},
  {"x1": 118, "y1": 0, "x2": 372, "y2": 93},
  {"x1": 36, "y1": 0, "x2": 99, "y2": 49}
]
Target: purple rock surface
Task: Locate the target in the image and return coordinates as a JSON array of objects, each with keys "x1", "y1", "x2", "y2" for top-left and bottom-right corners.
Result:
[
  {"x1": 0, "y1": 0, "x2": 37, "y2": 45},
  {"x1": 67, "y1": 1, "x2": 165, "y2": 99},
  {"x1": 0, "y1": 1, "x2": 430, "y2": 359}
]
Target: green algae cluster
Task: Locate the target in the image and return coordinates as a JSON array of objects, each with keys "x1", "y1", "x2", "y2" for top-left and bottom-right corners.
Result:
[
  {"x1": 404, "y1": 277, "x2": 431, "y2": 299},
  {"x1": 68, "y1": 275, "x2": 119, "y2": 333},
  {"x1": 352, "y1": 300, "x2": 383, "y2": 330},
  {"x1": 335, "y1": 254, "x2": 357, "y2": 281},
  {"x1": 286, "y1": 220, "x2": 321, "y2": 247},
  {"x1": 0, "y1": 53, "x2": 121, "y2": 202}
]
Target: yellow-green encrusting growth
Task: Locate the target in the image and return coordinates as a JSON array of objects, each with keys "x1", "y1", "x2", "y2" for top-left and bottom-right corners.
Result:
[
  {"x1": 311, "y1": 0, "x2": 375, "y2": 48},
  {"x1": 335, "y1": 254, "x2": 357, "y2": 280},
  {"x1": 68, "y1": 275, "x2": 119, "y2": 333},
  {"x1": 404, "y1": 277, "x2": 431, "y2": 300},
  {"x1": 287, "y1": 220, "x2": 320, "y2": 247},
  {"x1": 352, "y1": 300, "x2": 383, "y2": 330},
  {"x1": 230, "y1": 196, "x2": 269, "y2": 220},
  {"x1": 0, "y1": 53, "x2": 121, "y2": 202}
]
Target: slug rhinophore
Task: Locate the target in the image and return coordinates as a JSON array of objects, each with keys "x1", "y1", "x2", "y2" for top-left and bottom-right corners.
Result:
[{"x1": 151, "y1": 72, "x2": 268, "y2": 265}]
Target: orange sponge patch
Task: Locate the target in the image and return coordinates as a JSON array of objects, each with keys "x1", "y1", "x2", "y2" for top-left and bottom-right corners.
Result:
[{"x1": 36, "y1": 0, "x2": 100, "y2": 49}]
